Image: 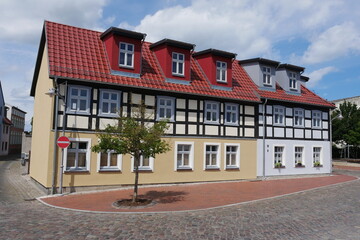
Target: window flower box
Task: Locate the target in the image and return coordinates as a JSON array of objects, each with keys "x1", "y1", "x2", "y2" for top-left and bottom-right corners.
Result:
[
  {"x1": 313, "y1": 161, "x2": 323, "y2": 167},
  {"x1": 274, "y1": 162, "x2": 285, "y2": 168}
]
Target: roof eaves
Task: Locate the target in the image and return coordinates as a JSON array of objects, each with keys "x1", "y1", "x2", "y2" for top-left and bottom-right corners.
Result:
[
  {"x1": 193, "y1": 48, "x2": 237, "y2": 59},
  {"x1": 238, "y1": 57, "x2": 280, "y2": 66},
  {"x1": 278, "y1": 63, "x2": 305, "y2": 72},
  {"x1": 150, "y1": 38, "x2": 195, "y2": 50},
  {"x1": 100, "y1": 27, "x2": 146, "y2": 40}
]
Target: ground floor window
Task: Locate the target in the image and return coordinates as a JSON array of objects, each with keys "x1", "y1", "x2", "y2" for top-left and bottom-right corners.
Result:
[
  {"x1": 225, "y1": 144, "x2": 240, "y2": 169},
  {"x1": 65, "y1": 138, "x2": 91, "y2": 171},
  {"x1": 294, "y1": 146, "x2": 304, "y2": 167},
  {"x1": 274, "y1": 146, "x2": 284, "y2": 168},
  {"x1": 313, "y1": 147, "x2": 322, "y2": 167},
  {"x1": 175, "y1": 142, "x2": 194, "y2": 170},
  {"x1": 132, "y1": 155, "x2": 154, "y2": 171},
  {"x1": 204, "y1": 143, "x2": 220, "y2": 169},
  {"x1": 98, "y1": 150, "x2": 122, "y2": 171}
]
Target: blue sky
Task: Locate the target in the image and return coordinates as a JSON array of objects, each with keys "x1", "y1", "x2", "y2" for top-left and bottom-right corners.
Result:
[{"x1": 0, "y1": 0, "x2": 360, "y2": 130}]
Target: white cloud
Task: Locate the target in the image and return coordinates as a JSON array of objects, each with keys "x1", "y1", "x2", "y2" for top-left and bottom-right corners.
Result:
[
  {"x1": 0, "y1": 0, "x2": 107, "y2": 45},
  {"x1": 307, "y1": 66, "x2": 338, "y2": 87},
  {"x1": 302, "y1": 22, "x2": 360, "y2": 64}
]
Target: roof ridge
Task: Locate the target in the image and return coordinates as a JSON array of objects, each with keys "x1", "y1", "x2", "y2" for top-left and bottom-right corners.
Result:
[{"x1": 45, "y1": 20, "x2": 103, "y2": 35}]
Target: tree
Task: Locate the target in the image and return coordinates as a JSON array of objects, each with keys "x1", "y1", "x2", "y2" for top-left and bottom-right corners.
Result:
[{"x1": 92, "y1": 105, "x2": 170, "y2": 202}]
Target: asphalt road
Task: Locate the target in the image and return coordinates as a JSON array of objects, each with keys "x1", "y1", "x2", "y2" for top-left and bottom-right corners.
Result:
[{"x1": 0, "y1": 159, "x2": 359, "y2": 240}]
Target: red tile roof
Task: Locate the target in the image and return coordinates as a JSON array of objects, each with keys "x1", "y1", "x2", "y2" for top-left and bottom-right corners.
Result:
[
  {"x1": 3, "y1": 117, "x2": 12, "y2": 125},
  {"x1": 42, "y1": 21, "x2": 334, "y2": 108}
]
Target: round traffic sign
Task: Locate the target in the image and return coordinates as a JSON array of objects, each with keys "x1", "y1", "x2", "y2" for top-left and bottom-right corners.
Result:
[{"x1": 57, "y1": 136, "x2": 70, "y2": 149}]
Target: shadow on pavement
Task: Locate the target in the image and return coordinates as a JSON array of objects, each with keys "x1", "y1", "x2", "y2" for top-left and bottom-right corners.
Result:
[{"x1": 139, "y1": 190, "x2": 188, "y2": 204}]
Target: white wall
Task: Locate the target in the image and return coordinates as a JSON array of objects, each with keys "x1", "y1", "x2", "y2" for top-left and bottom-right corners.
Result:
[{"x1": 257, "y1": 139, "x2": 331, "y2": 176}]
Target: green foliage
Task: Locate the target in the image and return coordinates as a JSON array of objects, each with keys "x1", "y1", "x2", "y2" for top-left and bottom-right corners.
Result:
[{"x1": 332, "y1": 101, "x2": 360, "y2": 147}]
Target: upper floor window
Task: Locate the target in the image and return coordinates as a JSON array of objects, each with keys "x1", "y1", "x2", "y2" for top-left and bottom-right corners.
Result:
[
  {"x1": 119, "y1": 42, "x2": 134, "y2": 68},
  {"x1": 157, "y1": 96, "x2": 175, "y2": 121},
  {"x1": 204, "y1": 101, "x2": 219, "y2": 124},
  {"x1": 172, "y1": 52, "x2": 184, "y2": 76},
  {"x1": 273, "y1": 106, "x2": 285, "y2": 126},
  {"x1": 225, "y1": 103, "x2": 238, "y2": 125},
  {"x1": 216, "y1": 61, "x2": 227, "y2": 82},
  {"x1": 262, "y1": 66, "x2": 271, "y2": 86},
  {"x1": 99, "y1": 90, "x2": 121, "y2": 116},
  {"x1": 289, "y1": 72, "x2": 297, "y2": 89},
  {"x1": 312, "y1": 111, "x2": 322, "y2": 128},
  {"x1": 67, "y1": 85, "x2": 91, "y2": 114},
  {"x1": 294, "y1": 108, "x2": 304, "y2": 127}
]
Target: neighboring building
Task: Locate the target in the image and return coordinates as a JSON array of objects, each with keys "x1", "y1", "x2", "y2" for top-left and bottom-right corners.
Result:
[
  {"x1": 6, "y1": 104, "x2": 26, "y2": 154},
  {"x1": 332, "y1": 96, "x2": 360, "y2": 108},
  {"x1": 0, "y1": 82, "x2": 13, "y2": 156},
  {"x1": 21, "y1": 131, "x2": 32, "y2": 156},
  {"x1": 29, "y1": 21, "x2": 334, "y2": 192}
]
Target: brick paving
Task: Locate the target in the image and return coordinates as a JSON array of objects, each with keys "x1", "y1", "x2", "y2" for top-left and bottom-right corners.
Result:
[{"x1": 0, "y1": 158, "x2": 360, "y2": 239}]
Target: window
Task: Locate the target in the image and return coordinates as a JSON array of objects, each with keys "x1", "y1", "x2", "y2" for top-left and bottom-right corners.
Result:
[
  {"x1": 313, "y1": 147, "x2": 322, "y2": 166},
  {"x1": 119, "y1": 42, "x2": 134, "y2": 68},
  {"x1": 98, "y1": 150, "x2": 122, "y2": 171},
  {"x1": 64, "y1": 139, "x2": 91, "y2": 171},
  {"x1": 312, "y1": 111, "x2": 322, "y2": 128},
  {"x1": 225, "y1": 144, "x2": 240, "y2": 169},
  {"x1": 225, "y1": 103, "x2": 238, "y2": 125},
  {"x1": 172, "y1": 52, "x2": 184, "y2": 76},
  {"x1": 216, "y1": 61, "x2": 227, "y2": 82},
  {"x1": 294, "y1": 108, "x2": 304, "y2": 127},
  {"x1": 132, "y1": 155, "x2": 154, "y2": 171},
  {"x1": 294, "y1": 146, "x2": 304, "y2": 166},
  {"x1": 289, "y1": 72, "x2": 297, "y2": 89},
  {"x1": 157, "y1": 96, "x2": 175, "y2": 121},
  {"x1": 262, "y1": 66, "x2": 271, "y2": 86},
  {"x1": 67, "y1": 86, "x2": 91, "y2": 114},
  {"x1": 99, "y1": 90, "x2": 120, "y2": 116},
  {"x1": 204, "y1": 101, "x2": 219, "y2": 124},
  {"x1": 175, "y1": 142, "x2": 194, "y2": 170},
  {"x1": 274, "y1": 146, "x2": 284, "y2": 167},
  {"x1": 274, "y1": 106, "x2": 285, "y2": 125},
  {"x1": 204, "y1": 143, "x2": 220, "y2": 169}
]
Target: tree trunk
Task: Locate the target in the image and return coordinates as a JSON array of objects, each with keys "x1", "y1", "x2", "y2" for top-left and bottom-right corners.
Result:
[{"x1": 132, "y1": 153, "x2": 140, "y2": 203}]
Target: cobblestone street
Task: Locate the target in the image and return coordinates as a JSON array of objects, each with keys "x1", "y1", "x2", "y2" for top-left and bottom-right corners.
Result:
[{"x1": 1, "y1": 159, "x2": 359, "y2": 240}]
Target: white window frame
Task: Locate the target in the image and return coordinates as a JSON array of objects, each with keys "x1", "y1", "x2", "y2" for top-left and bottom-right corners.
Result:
[
  {"x1": 294, "y1": 108, "x2": 304, "y2": 127},
  {"x1": 313, "y1": 147, "x2": 322, "y2": 166},
  {"x1": 172, "y1": 52, "x2": 185, "y2": 76},
  {"x1": 216, "y1": 61, "x2": 227, "y2": 82},
  {"x1": 156, "y1": 96, "x2": 175, "y2": 121},
  {"x1": 273, "y1": 106, "x2": 285, "y2": 126},
  {"x1": 312, "y1": 111, "x2": 322, "y2": 128},
  {"x1": 174, "y1": 142, "x2": 194, "y2": 171},
  {"x1": 289, "y1": 72, "x2": 297, "y2": 90},
  {"x1": 224, "y1": 103, "x2": 239, "y2": 126},
  {"x1": 131, "y1": 155, "x2": 154, "y2": 172},
  {"x1": 119, "y1": 42, "x2": 134, "y2": 68},
  {"x1": 224, "y1": 143, "x2": 240, "y2": 169},
  {"x1": 294, "y1": 146, "x2": 304, "y2": 166},
  {"x1": 204, "y1": 101, "x2": 220, "y2": 124},
  {"x1": 97, "y1": 150, "x2": 122, "y2": 172},
  {"x1": 64, "y1": 138, "x2": 91, "y2": 172},
  {"x1": 99, "y1": 89, "x2": 121, "y2": 117},
  {"x1": 67, "y1": 85, "x2": 91, "y2": 115},
  {"x1": 273, "y1": 146, "x2": 285, "y2": 167},
  {"x1": 204, "y1": 143, "x2": 221, "y2": 170},
  {"x1": 262, "y1": 66, "x2": 272, "y2": 86}
]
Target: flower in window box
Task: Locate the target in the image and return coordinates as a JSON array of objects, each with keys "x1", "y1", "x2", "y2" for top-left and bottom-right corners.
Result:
[
  {"x1": 314, "y1": 161, "x2": 322, "y2": 167},
  {"x1": 275, "y1": 162, "x2": 283, "y2": 168}
]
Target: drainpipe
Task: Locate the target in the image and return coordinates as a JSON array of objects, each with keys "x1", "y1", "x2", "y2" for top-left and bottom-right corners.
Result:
[
  {"x1": 329, "y1": 109, "x2": 332, "y2": 174},
  {"x1": 262, "y1": 98, "x2": 268, "y2": 179},
  {"x1": 51, "y1": 78, "x2": 59, "y2": 194},
  {"x1": 59, "y1": 81, "x2": 67, "y2": 194}
]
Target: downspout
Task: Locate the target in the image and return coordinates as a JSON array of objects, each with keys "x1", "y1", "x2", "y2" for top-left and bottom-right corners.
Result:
[
  {"x1": 59, "y1": 81, "x2": 68, "y2": 194},
  {"x1": 51, "y1": 78, "x2": 59, "y2": 194},
  {"x1": 329, "y1": 109, "x2": 333, "y2": 174},
  {"x1": 262, "y1": 98, "x2": 268, "y2": 179}
]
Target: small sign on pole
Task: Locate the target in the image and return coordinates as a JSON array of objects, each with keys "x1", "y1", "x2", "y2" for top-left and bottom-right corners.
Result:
[{"x1": 57, "y1": 136, "x2": 70, "y2": 149}]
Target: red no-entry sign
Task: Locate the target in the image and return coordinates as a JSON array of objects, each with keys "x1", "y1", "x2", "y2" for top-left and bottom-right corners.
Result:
[{"x1": 57, "y1": 136, "x2": 70, "y2": 149}]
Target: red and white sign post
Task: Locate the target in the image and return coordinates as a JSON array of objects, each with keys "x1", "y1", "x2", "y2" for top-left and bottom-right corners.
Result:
[
  {"x1": 57, "y1": 136, "x2": 70, "y2": 194},
  {"x1": 57, "y1": 136, "x2": 70, "y2": 149}
]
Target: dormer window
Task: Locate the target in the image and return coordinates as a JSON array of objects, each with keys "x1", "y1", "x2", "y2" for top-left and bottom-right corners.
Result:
[
  {"x1": 289, "y1": 72, "x2": 297, "y2": 89},
  {"x1": 216, "y1": 61, "x2": 227, "y2": 82},
  {"x1": 119, "y1": 42, "x2": 134, "y2": 68},
  {"x1": 262, "y1": 66, "x2": 271, "y2": 86},
  {"x1": 172, "y1": 52, "x2": 184, "y2": 76}
]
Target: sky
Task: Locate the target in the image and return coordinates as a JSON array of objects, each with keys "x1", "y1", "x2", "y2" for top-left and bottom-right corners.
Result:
[{"x1": 1, "y1": 0, "x2": 360, "y2": 131}]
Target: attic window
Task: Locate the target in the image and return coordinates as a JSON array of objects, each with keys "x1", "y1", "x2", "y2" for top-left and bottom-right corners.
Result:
[
  {"x1": 289, "y1": 72, "x2": 297, "y2": 90},
  {"x1": 262, "y1": 66, "x2": 271, "y2": 86},
  {"x1": 216, "y1": 61, "x2": 227, "y2": 82},
  {"x1": 119, "y1": 42, "x2": 134, "y2": 68},
  {"x1": 172, "y1": 52, "x2": 184, "y2": 76}
]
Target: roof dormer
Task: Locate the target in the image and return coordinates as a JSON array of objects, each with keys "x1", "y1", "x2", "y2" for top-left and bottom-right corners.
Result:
[
  {"x1": 100, "y1": 27, "x2": 146, "y2": 78},
  {"x1": 276, "y1": 64, "x2": 305, "y2": 94},
  {"x1": 238, "y1": 58, "x2": 280, "y2": 91},
  {"x1": 193, "y1": 49, "x2": 236, "y2": 90},
  {"x1": 150, "y1": 39, "x2": 195, "y2": 85}
]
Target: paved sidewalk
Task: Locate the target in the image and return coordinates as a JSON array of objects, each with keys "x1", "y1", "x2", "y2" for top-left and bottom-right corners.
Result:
[
  {"x1": 39, "y1": 174, "x2": 357, "y2": 213},
  {"x1": 333, "y1": 161, "x2": 360, "y2": 171}
]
